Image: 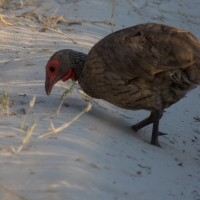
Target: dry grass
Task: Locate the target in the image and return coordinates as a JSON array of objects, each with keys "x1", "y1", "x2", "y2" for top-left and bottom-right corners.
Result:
[
  {"x1": 13, "y1": 7, "x2": 91, "y2": 48},
  {"x1": 90, "y1": 19, "x2": 114, "y2": 25},
  {"x1": 38, "y1": 81, "x2": 92, "y2": 139},
  {"x1": 39, "y1": 103, "x2": 92, "y2": 138},
  {"x1": 0, "y1": 0, "x2": 114, "y2": 152},
  {"x1": 33, "y1": 79, "x2": 92, "y2": 139},
  {"x1": 0, "y1": 183, "x2": 28, "y2": 200},
  {"x1": 1, "y1": 1, "x2": 116, "y2": 48},
  {"x1": 40, "y1": 7, "x2": 60, "y2": 32},
  {"x1": 17, "y1": 120, "x2": 37, "y2": 153},
  {"x1": 0, "y1": 92, "x2": 10, "y2": 116},
  {"x1": 56, "y1": 81, "x2": 76, "y2": 116},
  {"x1": 0, "y1": 87, "x2": 92, "y2": 154},
  {"x1": 20, "y1": 95, "x2": 36, "y2": 130},
  {"x1": 0, "y1": 13, "x2": 12, "y2": 26},
  {"x1": 0, "y1": 95, "x2": 37, "y2": 154},
  {"x1": 47, "y1": 27, "x2": 90, "y2": 48},
  {"x1": 0, "y1": 0, "x2": 36, "y2": 9},
  {"x1": 19, "y1": 0, "x2": 36, "y2": 7}
]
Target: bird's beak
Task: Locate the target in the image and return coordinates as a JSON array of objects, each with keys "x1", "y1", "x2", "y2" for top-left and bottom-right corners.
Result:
[
  {"x1": 45, "y1": 76, "x2": 59, "y2": 95},
  {"x1": 45, "y1": 79, "x2": 50, "y2": 95},
  {"x1": 45, "y1": 69, "x2": 74, "y2": 95}
]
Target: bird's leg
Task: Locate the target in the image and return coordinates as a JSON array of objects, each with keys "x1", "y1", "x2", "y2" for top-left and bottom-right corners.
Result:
[
  {"x1": 132, "y1": 112, "x2": 155, "y2": 131},
  {"x1": 151, "y1": 109, "x2": 162, "y2": 147},
  {"x1": 132, "y1": 111, "x2": 166, "y2": 136},
  {"x1": 132, "y1": 110, "x2": 165, "y2": 147}
]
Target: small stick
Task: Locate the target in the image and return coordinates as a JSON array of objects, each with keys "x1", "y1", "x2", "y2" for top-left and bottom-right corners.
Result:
[
  {"x1": 56, "y1": 81, "x2": 75, "y2": 116},
  {"x1": 0, "y1": 92, "x2": 10, "y2": 116},
  {"x1": 19, "y1": 4, "x2": 41, "y2": 17},
  {"x1": 55, "y1": 16, "x2": 84, "y2": 24},
  {"x1": 17, "y1": 121, "x2": 37, "y2": 153},
  {"x1": 20, "y1": 95, "x2": 36, "y2": 130},
  {"x1": 0, "y1": 13, "x2": 12, "y2": 26},
  {"x1": 40, "y1": 7, "x2": 59, "y2": 32},
  {"x1": 11, "y1": 21, "x2": 91, "y2": 49},
  {"x1": 38, "y1": 103, "x2": 92, "y2": 138},
  {"x1": 0, "y1": 183, "x2": 28, "y2": 200},
  {"x1": 0, "y1": 145, "x2": 16, "y2": 153},
  {"x1": 91, "y1": 20, "x2": 113, "y2": 25},
  {"x1": 48, "y1": 28, "x2": 91, "y2": 49}
]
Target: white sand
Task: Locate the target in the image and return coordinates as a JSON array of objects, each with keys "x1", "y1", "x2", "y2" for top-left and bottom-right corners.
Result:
[{"x1": 0, "y1": 0, "x2": 199, "y2": 199}]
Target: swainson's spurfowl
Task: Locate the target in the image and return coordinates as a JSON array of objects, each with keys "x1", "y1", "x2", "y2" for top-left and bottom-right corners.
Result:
[{"x1": 45, "y1": 23, "x2": 200, "y2": 147}]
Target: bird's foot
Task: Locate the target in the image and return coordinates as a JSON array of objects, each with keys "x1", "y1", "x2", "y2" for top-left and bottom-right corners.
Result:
[
  {"x1": 158, "y1": 132, "x2": 167, "y2": 136},
  {"x1": 151, "y1": 140, "x2": 161, "y2": 148},
  {"x1": 132, "y1": 124, "x2": 141, "y2": 132},
  {"x1": 132, "y1": 126, "x2": 167, "y2": 137}
]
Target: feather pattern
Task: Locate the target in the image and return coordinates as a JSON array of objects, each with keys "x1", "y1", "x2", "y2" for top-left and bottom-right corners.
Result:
[
  {"x1": 79, "y1": 23, "x2": 200, "y2": 111},
  {"x1": 45, "y1": 23, "x2": 200, "y2": 147}
]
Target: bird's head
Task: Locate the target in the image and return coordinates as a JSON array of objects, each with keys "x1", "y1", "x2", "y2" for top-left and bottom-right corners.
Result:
[{"x1": 45, "y1": 49, "x2": 86, "y2": 95}]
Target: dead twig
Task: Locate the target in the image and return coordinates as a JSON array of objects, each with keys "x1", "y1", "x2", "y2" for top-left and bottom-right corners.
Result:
[
  {"x1": 49, "y1": 16, "x2": 86, "y2": 25},
  {"x1": 47, "y1": 27, "x2": 91, "y2": 49},
  {"x1": 19, "y1": 3, "x2": 41, "y2": 17},
  {"x1": 20, "y1": 95, "x2": 36, "y2": 130},
  {"x1": 65, "y1": 20, "x2": 85, "y2": 25},
  {"x1": 15, "y1": 19, "x2": 91, "y2": 49},
  {"x1": 90, "y1": 20, "x2": 113, "y2": 25},
  {"x1": 38, "y1": 103, "x2": 92, "y2": 138},
  {"x1": 56, "y1": 81, "x2": 76, "y2": 116},
  {"x1": 0, "y1": 183, "x2": 28, "y2": 200},
  {"x1": 40, "y1": 7, "x2": 59, "y2": 32},
  {"x1": 0, "y1": 13, "x2": 12, "y2": 26},
  {"x1": 0, "y1": 92, "x2": 10, "y2": 116},
  {"x1": 17, "y1": 120, "x2": 36, "y2": 153}
]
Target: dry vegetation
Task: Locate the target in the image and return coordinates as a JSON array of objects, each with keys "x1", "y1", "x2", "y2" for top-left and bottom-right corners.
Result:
[
  {"x1": 0, "y1": 183, "x2": 28, "y2": 200},
  {"x1": 0, "y1": 0, "x2": 117, "y2": 156},
  {"x1": 1, "y1": 0, "x2": 116, "y2": 48},
  {"x1": 0, "y1": 0, "x2": 35, "y2": 9},
  {"x1": 0, "y1": 86, "x2": 92, "y2": 155},
  {"x1": 0, "y1": 92, "x2": 10, "y2": 116},
  {"x1": 0, "y1": 0, "x2": 109, "y2": 154},
  {"x1": 38, "y1": 102, "x2": 92, "y2": 138}
]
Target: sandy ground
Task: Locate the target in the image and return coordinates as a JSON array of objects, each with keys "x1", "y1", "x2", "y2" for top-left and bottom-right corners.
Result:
[{"x1": 0, "y1": 0, "x2": 200, "y2": 200}]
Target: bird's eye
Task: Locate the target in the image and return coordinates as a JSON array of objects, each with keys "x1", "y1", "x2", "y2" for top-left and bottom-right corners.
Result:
[{"x1": 50, "y1": 66, "x2": 55, "y2": 72}]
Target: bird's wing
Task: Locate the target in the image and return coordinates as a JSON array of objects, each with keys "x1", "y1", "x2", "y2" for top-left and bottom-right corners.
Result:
[{"x1": 87, "y1": 23, "x2": 199, "y2": 81}]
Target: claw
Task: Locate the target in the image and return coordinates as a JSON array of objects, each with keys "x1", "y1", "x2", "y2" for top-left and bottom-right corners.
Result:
[
  {"x1": 159, "y1": 132, "x2": 167, "y2": 136},
  {"x1": 132, "y1": 125, "x2": 140, "y2": 132},
  {"x1": 151, "y1": 140, "x2": 162, "y2": 148}
]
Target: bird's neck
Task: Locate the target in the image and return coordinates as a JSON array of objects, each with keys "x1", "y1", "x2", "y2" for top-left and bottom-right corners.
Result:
[{"x1": 69, "y1": 50, "x2": 87, "y2": 80}]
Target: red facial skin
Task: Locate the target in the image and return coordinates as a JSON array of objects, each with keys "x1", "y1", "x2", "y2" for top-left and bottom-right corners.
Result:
[{"x1": 45, "y1": 58, "x2": 76, "y2": 95}]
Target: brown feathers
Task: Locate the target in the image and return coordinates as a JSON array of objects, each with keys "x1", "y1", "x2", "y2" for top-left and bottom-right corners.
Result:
[
  {"x1": 45, "y1": 23, "x2": 200, "y2": 147},
  {"x1": 80, "y1": 23, "x2": 200, "y2": 111}
]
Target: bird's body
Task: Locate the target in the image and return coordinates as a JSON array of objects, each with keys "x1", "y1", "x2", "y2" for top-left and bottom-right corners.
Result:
[{"x1": 45, "y1": 23, "x2": 200, "y2": 147}]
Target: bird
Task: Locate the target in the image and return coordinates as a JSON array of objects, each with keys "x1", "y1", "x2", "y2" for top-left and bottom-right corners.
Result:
[{"x1": 45, "y1": 23, "x2": 200, "y2": 147}]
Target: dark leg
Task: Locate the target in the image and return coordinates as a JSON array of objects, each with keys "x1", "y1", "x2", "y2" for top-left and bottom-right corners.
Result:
[
  {"x1": 132, "y1": 111, "x2": 166, "y2": 136},
  {"x1": 151, "y1": 109, "x2": 162, "y2": 147},
  {"x1": 132, "y1": 112, "x2": 155, "y2": 131},
  {"x1": 132, "y1": 110, "x2": 165, "y2": 147}
]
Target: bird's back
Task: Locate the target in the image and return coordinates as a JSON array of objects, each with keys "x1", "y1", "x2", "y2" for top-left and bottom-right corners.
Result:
[{"x1": 79, "y1": 23, "x2": 200, "y2": 111}]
